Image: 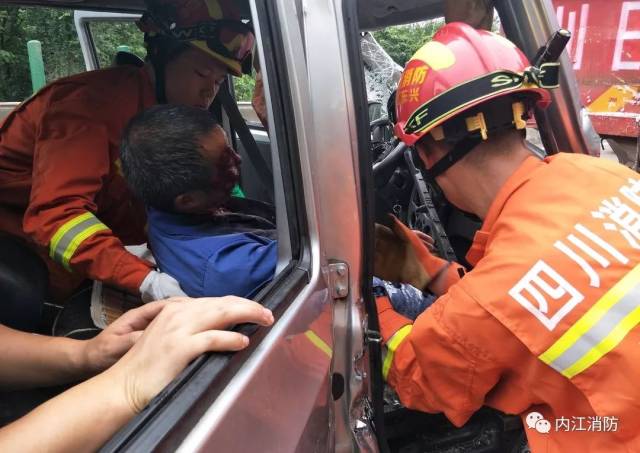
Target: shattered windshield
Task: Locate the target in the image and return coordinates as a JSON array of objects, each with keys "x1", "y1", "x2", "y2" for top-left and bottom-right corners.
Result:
[
  {"x1": 361, "y1": 19, "x2": 445, "y2": 117},
  {"x1": 360, "y1": 32, "x2": 402, "y2": 110}
]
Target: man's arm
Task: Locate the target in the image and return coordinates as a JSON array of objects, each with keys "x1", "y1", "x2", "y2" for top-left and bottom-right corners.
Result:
[
  {"x1": 24, "y1": 99, "x2": 153, "y2": 295},
  {"x1": 0, "y1": 325, "x2": 90, "y2": 389},
  {"x1": 0, "y1": 302, "x2": 168, "y2": 389},
  {"x1": 426, "y1": 262, "x2": 466, "y2": 296},
  {"x1": 377, "y1": 286, "x2": 501, "y2": 427},
  {"x1": 0, "y1": 297, "x2": 274, "y2": 452},
  {"x1": 203, "y1": 234, "x2": 278, "y2": 297}
]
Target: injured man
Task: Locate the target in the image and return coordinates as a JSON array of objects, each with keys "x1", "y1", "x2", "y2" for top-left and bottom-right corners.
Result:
[{"x1": 120, "y1": 104, "x2": 434, "y2": 317}]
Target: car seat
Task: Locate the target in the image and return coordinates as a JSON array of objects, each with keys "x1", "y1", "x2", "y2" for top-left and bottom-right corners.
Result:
[{"x1": 0, "y1": 234, "x2": 48, "y2": 332}]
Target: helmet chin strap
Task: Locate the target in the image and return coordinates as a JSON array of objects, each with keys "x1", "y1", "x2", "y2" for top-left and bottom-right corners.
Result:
[
  {"x1": 417, "y1": 135, "x2": 481, "y2": 215},
  {"x1": 153, "y1": 63, "x2": 168, "y2": 104},
  {"x1": 146, "y1": 36, "x2": 173, "y2": 104},
  {"x1": 151, "y1": 53, "x2": 169, "y2": 104},
  {"x1": 426, "y1": 135, "x2": 483, "y2": 178},
  {"x1": 417, "y1": 139, "x2": 482, "y2": 224}
]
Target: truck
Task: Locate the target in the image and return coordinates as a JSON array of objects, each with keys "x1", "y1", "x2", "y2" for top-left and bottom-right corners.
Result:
[{"x1": 554, "y1": 0, "x2": 640, "y2": 165}]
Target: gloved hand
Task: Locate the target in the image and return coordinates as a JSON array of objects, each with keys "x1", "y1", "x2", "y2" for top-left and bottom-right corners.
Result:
[
  {"x1": 139, "y1": 270, "x2": 187, "y2": 303},
  {"x1": 374, "y1": 215, "x2": 449, "y2": 290}
]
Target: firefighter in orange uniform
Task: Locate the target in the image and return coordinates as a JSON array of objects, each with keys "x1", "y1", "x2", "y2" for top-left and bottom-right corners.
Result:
[
  {"x1": 375, "y1": 23, "x2": 640, "y2": 452},
  {"x1": 0, "y1": 0, "x2": 255, "y2": 318}
]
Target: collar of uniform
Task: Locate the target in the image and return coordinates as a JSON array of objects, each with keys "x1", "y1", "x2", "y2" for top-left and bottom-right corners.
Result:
[{"x1": 465, "y1": 155, "x2": 546, "y2": 266}]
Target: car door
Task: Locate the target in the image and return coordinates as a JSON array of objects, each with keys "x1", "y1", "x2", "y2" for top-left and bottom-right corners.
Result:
[{"x1": 94, "y1": 0, "x2": 372, "y2": 451}]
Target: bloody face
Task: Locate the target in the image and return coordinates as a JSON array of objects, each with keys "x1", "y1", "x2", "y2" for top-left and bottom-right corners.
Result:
[{"x1": 200, "y1": 126, "x2": 242, "y2": 206}]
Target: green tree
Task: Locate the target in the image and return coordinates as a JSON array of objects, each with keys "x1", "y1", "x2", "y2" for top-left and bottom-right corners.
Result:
[
  {"x1": 1, "y1": 6, "x2": 451, "y2": 103},
  {"x1": 90, "y1": 20, "x2": 145, "y2": 68},
  {"x1": 0, "y1": 5, "x2": 257, "y2": 103},
  {"x1": 373, "y1": 19, "x2": 445, "y2": 67},
  {"x1": 233, "y1": 73, "x2": 255, "y2": 102},
  {"x1": 0, "y1": 6, "x2": 85, "y2": 101},
  {"x1": 0, "y1": 7, "x2": 31, "y2": 100}
]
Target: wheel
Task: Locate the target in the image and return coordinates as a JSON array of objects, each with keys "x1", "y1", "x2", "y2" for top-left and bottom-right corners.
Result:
[{"x1": 606, "y1": 136, "x2": 637, "y2": 168}]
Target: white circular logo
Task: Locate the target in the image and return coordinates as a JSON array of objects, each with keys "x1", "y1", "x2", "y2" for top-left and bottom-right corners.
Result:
[
  {"x1": 535, "y1": 419, "x2": 552, "y2": 434},
  {"x1": 526, "y1": 411, "x2": 544, "y2": 429}
]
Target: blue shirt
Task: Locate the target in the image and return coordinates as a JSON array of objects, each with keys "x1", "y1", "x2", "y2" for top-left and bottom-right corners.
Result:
[{"x1": 147, "y1": 208, "x2": 278, "y2": 298}]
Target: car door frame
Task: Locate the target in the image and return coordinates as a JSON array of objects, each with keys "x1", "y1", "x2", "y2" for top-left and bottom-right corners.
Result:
[{"x1": 97, "y1": 0, "x2": 371, "y2": 450}]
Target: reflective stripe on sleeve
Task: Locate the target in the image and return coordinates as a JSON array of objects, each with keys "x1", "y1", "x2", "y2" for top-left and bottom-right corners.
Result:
[
  {"x1": 304, "y1": 330, "x2": 332, "y2": 358},
  {"x1": 539, "y1": 265, "x2": 640, "y2": 379},
  {"x1": 49, "y1": 212, "x2": 110, "y2": 271},
  {"x1": 382, "y1": 324, "x2": 413, "y2": 380}
]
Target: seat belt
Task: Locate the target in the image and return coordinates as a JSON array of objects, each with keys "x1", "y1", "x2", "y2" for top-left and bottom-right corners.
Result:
[{"x1": 216, "y1": 84, "x2": 274, "y2": 191}]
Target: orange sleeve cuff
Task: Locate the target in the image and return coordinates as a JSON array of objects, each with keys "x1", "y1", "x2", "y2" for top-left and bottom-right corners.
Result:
[
  {"x1": 421, "y1": 253, "x2": 449, "y2": 279},
  {"x1": 376, "y1": 295, "x2": 412, "y2": 342},
  {"x1": 112, "y1": 251, "x2": 153, "y2": 295},
  {"x1": 426, "y1": 262, "x2": 466, "y2": 294}
]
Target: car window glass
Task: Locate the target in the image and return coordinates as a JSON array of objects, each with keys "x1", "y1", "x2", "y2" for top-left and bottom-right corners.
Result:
[
  {"x1": 230, "y1": 67, "x2": 275, "y2": 202},
  {"x1": 232, "y1": 71, "x2": 263, "y2": 126},
  {"x1": 0, "y1": 3, "x2": 289, "y2": 282},
  {"x1": 88, "y1": 20, "x2": 145, "y2": 69}
]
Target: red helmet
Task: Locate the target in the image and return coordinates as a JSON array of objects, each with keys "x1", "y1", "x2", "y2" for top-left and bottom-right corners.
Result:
[
  {"x1": 395, "y1": 22, "x2": 557, "y2": 146},
  {"x1": 139, "y1": 0, "x2": 255, "y2": 76}
]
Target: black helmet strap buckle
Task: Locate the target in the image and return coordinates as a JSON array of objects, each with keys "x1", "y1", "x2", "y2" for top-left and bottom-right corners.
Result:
[{"x1": 424, "y1": 96, "x2": 534, "y2": 178}]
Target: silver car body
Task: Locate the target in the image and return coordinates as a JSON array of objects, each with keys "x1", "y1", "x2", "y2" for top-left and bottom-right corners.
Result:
[{"x1": 0, "y1": 0, "x2": 598, "y2": 451}]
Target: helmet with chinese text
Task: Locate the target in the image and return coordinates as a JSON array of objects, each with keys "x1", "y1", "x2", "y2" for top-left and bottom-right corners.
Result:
[{"x1": 394, "y1": 22, "x2": 556, "y2": 146}]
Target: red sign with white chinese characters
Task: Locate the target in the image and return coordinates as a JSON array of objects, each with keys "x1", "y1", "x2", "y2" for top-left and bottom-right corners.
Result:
[{"x1": 553, "y1": 0, "x2": 640, "y2": 137}]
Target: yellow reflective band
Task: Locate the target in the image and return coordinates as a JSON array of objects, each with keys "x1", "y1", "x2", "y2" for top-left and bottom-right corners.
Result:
[
  {"x1": 49, "y1": 212, "x2": 94, "y2": 259},
  {"x1": 61, "y1": 223, "x2": 109, "y2": 270},
  {"x1": 539, "y1": 265, "x2": 640, "y2": 379},
  {"x1": 561, "y1": 305, "x2": 640, "y2": 378},
  {"x1": 382, "y1": 324, "x2": 412, "y2": 380},
  {"x1": 49, "y1": 212, "x2": 109, "y2": 271},
  {"x1": 304, "y1": 330, "x2": 332, "y2": 358}
]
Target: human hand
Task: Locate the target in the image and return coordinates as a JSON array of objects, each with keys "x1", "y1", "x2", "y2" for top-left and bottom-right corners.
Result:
[
  {"x1": 413, "y1": 229, "x2": 435, "y2": 252},
  {"x1": 374, "y1": 215, "x2": 448, "y2": 290},
  {"x1": 81, "y1": 300, "x2": 170, "y2": 375},
  {"x1": 106, "y1": 296, "x2": 274, "y2": 414},
  {"x1": 139, "y1": 270, "x2": 187, "y2": 303}
]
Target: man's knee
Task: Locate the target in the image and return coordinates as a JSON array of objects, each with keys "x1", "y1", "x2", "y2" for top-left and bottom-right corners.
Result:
[{"x1": 0, "y1": 234, "x2": 48, "y2": 331}]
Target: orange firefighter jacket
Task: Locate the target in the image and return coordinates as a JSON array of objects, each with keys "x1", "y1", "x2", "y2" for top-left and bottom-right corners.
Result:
[
  {"x1": 378, "y1": 154, "x2": 640, "y2": 452},
  {"x1": 0, "y1": 66, "x2": 156, "y2": 299}
]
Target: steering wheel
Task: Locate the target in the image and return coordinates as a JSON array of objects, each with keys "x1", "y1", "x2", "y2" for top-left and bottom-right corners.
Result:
[
  {"x1": 404, "y1": 150, "x2": 458, "y2": 261},
  {"x1": 370, "y1": 90, "x2": 458, "y2": 262},
  {"x1": 372, "y1": 141, "x2": 407, "y2": 186},
  {"x1": 370, "y1": 117, "x2": 394, "y2": 145},
  {"x1": 372, "y1": 139, "x2": 458, "y2": 262}
]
